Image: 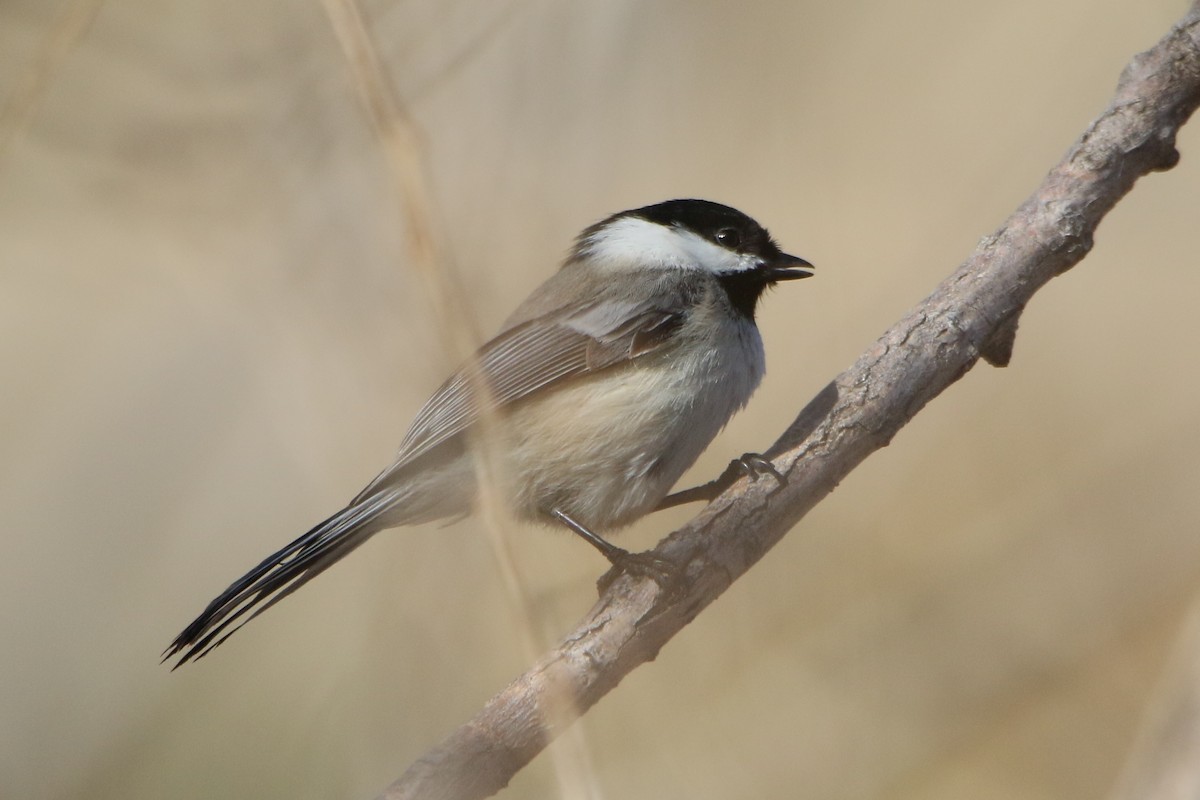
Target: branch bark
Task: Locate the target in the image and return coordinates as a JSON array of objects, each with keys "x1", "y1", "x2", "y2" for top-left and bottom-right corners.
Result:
[{"x1": 380, "y1": 6, "x2": 1200, "y2": 798}]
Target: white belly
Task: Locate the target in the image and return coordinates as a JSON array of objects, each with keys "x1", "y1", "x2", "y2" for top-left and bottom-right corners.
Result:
[{"x1": 501, "y1": 316, "x2": 764, "y2": 530}]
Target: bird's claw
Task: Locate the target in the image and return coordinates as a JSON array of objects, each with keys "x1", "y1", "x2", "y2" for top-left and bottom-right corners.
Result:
[
  {"x1": 729, "y1": 452, "x2": 785, "y2": 486},
  {"x1": 597, "y1": 548, "x2": 679, "y2": 594}
]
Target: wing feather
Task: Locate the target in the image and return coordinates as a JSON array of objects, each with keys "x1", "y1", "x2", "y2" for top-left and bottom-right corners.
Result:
[{"x1": 351, "y1": 301, "x2": 684, "y2": 504}]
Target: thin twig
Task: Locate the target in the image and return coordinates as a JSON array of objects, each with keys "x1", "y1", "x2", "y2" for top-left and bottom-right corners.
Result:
[
  {"x1": 379, "y1": 4, "x2": 1200, "y2": 798},
  {"x1": 319, "y1": 2, "x2": 602, "y2": 797}
]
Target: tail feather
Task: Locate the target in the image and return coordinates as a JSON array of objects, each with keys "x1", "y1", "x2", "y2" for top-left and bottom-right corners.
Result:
[{"x1": 164, "y1": 489, "x2": 400, "y2": 668}]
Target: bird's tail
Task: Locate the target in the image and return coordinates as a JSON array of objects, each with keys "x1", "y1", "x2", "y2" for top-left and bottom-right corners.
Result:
[{"x1": 163, "y1": 488, "x2": 401, "y2": 668}]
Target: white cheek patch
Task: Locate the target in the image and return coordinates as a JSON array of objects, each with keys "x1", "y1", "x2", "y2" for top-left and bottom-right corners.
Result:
[{"x1": 583, "y1": 216, "x2": 760, "y2": 274}]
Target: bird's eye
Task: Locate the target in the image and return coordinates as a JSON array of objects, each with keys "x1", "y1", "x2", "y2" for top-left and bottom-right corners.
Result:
[{"x1": 715, "y1": 227, "x2": 742, "y2": 249}]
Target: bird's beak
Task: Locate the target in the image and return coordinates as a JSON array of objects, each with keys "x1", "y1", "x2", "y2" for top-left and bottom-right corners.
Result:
[{"x1": 765, "y1": 253, "x2": 815, "y2": 281}]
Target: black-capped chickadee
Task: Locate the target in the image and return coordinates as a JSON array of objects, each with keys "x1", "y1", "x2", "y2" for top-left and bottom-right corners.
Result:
[{"x1": 165, "y1": 199, "x2": 812, "y2": 666}]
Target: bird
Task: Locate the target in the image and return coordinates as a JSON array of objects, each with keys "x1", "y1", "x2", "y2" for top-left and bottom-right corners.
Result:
[{"x1": 164, "y1": 199, "x2": 812, "y2": 667}]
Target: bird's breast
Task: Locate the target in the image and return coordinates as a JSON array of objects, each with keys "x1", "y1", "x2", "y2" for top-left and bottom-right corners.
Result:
[{"x1": 500, "y1": 315, "x2": 765, "y2": 530}]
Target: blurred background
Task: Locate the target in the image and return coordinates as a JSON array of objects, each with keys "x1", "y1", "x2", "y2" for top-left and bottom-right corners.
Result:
[{"x1": 3, "y1": 0, "x2": 1199, "y2": 798}]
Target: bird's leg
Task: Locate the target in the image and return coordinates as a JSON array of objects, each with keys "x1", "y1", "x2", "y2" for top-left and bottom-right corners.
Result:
[
  {"x1": 551, "y1": 508, "x2": 628, "y2": 561},
  {"x1": 656, "y1": 452, "x2": 786, "y2": 510},
  {"x1": 551, "y1": 509, "x2": 676, "y2": 592}
]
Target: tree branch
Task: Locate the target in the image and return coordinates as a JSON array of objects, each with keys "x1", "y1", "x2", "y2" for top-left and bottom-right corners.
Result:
[{"x1": 379, "y1": 5, "x2": 1200, "y2": 798}]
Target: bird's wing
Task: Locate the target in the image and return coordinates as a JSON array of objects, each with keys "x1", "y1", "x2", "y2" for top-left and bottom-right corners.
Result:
[
  {"x1": 350, "y1": 299, "x2": 685, "y2": 504},
  {"x1": 164, "y1": 298, "x2": 687, "y2": 668}
]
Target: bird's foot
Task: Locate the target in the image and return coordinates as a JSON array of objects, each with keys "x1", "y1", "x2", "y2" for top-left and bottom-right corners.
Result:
[
  {"x1": 727, "y1": 452, "x2": 786, "y2": 485},
  {"x1": 596, "y1": 547, "x2": 678, "y2": 595},
  {"x1": 551, "y1": 508, "x2": 679, "y2": 594}
]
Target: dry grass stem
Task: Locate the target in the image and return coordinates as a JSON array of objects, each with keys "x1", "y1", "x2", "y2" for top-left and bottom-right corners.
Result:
[
  {"x1": 0, "y1": 0, "x2": 105, "y2": 164},
  {"x1": 319, "y1": 1, "x2": 600, "y2": 797}
]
